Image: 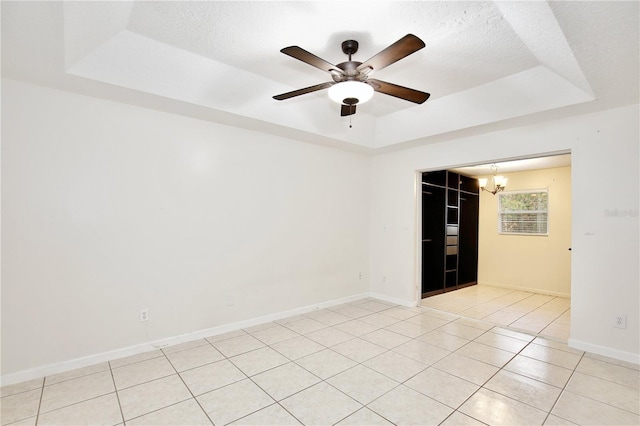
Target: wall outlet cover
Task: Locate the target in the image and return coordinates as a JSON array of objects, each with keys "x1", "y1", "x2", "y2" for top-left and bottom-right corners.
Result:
[
  {"x1": 614, "y1": 314, "x2": 627, "y2": 329},
  {"x1": 140, "y1": 309, "x2": 149, "y2": 322}
]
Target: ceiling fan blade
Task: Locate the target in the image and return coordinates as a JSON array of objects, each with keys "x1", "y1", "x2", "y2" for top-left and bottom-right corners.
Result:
[
  {"x1": 367, "y1": 79, "x2": 430, "y2": 104},
  {"x1": 340, "y1": 104, "x2": 357, "y2": 117},
  {"x1": 273, "y1": 82, "x2": 335, "y2": 101},
  {"x1": 281, "y1": 46, "x2": 344, "y2": 76},
  {"x1": 357, "y1": 34, "x2": 425, "y2": 74}
]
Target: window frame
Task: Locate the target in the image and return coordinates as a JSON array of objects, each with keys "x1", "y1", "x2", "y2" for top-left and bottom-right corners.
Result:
[{"x1": 497, "y1": 189, "x2": 549, "y2": 236}]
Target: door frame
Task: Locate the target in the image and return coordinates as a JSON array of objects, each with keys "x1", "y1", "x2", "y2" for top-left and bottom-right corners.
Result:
[{"x1": 413, "y1": 150, "x2": 572, "y2": 305}]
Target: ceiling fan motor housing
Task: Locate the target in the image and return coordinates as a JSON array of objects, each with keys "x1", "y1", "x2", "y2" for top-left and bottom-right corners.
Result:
[{"x1": 333, "y1": 61, "x2": 364, "y2": 82}]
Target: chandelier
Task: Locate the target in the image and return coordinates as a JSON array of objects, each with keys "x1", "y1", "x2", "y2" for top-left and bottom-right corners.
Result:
[{"x1": 478, "y1": 164, "x2": 508, "y2": 195}]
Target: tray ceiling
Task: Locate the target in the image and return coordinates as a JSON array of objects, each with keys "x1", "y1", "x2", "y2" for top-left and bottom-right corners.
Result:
[{"x1": 2, "y1": 1, "x2": 638, "y2": 152}]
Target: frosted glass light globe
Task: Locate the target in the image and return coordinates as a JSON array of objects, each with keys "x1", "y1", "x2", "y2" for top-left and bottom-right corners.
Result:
[{"x1": 328, "y1": 81, "x2": 374, "y2": 105}]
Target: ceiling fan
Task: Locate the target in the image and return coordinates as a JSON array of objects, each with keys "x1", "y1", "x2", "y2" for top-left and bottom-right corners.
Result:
[{"x1": 273, "y1": 34, "x2": 430, "y2": 117}]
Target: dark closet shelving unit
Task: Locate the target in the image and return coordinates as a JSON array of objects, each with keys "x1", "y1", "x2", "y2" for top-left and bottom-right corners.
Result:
[{"x1": 421, "y1": 170, "x2": 479, "y2": 298}]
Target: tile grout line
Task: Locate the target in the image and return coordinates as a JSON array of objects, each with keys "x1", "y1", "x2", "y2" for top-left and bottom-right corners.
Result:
[
  {"x1": 169, "y1": 329, "x2": 324, "y2": 425},
  {"x1": 360, "y1": 339, "x2": 454, "y2": 425},
  {"x1": 296, "y1": 314, "x2": 482, "y2": 424},
  {"x1": 574, "y1": 359, "x2": 640, "y2": 387},
  {"x1": 33, "y1": 377, "x2": 46, "y2": 426},
  {"x1": 432, "y1": 299, "x2": 570, "y2": 346},
  {"x1": 240, "y1": 367, "x2": 306, "y2": 425},
  {"x1": 111, "y1": 349, "x2": 199, "y2": 423},
  {"x1": 212, "y1": 325, "x2": 368, "y2": 424},
  {"x1": 433, "y1": 331, "x2": 536, "y2": 425},
  {"x1": 537, "y1": 306, "x2": 571, "y2": 335},
  {"x1": 541, "y1": 351, "x2": 586, "y2": 425},
  {"x1": 244, "y1": 312, "x2": 413, "y2": 424},
  {"x1": 356, "y1": 318, "x2": 501, "y2": 425},
  {"x1": 455, "y1": 291, "x2": 551, "y2": 326},
  {"x1": 549, "y1": 356, "x2": 640, "y2": 417},
  {"x1": 501, "y1": 300, "x2": 552, "y2": 332},
  {"x1": 162, "y1": 348, "x2": 216, "y2": 425},
  {"x1": 510, "y1": 298, "x2": 571, "y2": 331},
  {"x1": 211, "y1": 312, "x2": 568, "y2": 420},
  {"x1": 15, "y1": 368, "x2": 124, "y2": 424},
  {"x1": 439, "y1": 316, "x2": 581, "y2": 420},
  {"x1": 458, "y1": 287, "x2": 533, "y2": 313},
  {"x1": 108, "y1": 361, "x2": 126, "y2": 425},
  {"x1": 110, "y1": 352, "x2": 166, "y2": 371},
  {"x1": 224, "y1": 333, "x2": 307, "y2": 425}
]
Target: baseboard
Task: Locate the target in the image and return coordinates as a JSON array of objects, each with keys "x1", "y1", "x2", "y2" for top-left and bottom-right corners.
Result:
[
  {"x1": 1, "y1": 292, "x2": 370, "y2": 387},
  {"x1": 568, "y1": 338, "x2": 640, "y2": 365},
  {"x1": 477, "y1": 281, "x2": 571, "y2": 298},
  {"x1": 368, "y1": 292, "x2": 417, "y2": 308}
]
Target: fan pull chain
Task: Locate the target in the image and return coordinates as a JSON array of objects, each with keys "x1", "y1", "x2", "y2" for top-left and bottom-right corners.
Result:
[{"x1": 349, "y1": 104, "x2": 354, "y2": 128}]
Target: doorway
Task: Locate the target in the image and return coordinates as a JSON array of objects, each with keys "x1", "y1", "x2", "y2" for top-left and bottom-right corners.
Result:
[{"x1": 418, "y1": 154, "x2": 572, "y2": 336}]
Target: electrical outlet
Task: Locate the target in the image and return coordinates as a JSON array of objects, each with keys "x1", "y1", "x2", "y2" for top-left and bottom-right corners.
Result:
[
  {"x1": 225, "y1": 295, "x2": 234, "y2": 307},
  {"x1": 614, "y1": 314, "x2": 627, "y2": 329},
  {"x1": 140, "y1": 308, "x2": 149, "y2": 322},
  {"x1": 358, "y1": 272, "x2": 362, "y2": 280}
]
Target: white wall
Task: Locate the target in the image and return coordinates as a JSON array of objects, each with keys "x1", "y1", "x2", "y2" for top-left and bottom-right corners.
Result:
[
  {"x1": 2, "y1": 78, "x2": 638, "y2": 380},
  {"x1": 1, "y1": 79, "x2": 371, "y2": 376},
  {"x1": 370, "y1": 104, "x2": 639, "y2": 362}
]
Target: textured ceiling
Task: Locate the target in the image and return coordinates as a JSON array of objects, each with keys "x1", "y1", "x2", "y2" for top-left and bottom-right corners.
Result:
[{"x1": 2, "y1": 1, "x2": 638, "y2": 152}]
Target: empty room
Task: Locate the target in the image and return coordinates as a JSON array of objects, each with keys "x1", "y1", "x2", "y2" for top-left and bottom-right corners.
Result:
[{"x1": 1, "y1": 1, "x2": 639, "y2": 425}]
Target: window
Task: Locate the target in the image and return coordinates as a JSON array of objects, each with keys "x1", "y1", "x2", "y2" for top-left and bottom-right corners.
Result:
[{"x1": 498, "y1": 190, "x2": 548, "y2": 235}]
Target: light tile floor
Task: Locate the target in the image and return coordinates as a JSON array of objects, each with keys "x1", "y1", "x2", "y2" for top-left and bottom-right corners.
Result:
[
  {"x1": 2, "y1": 296, "x2": 639, "y2": 425},
  {"x1": 422, "y1": 285, "x2": 571, "y2": 341}
]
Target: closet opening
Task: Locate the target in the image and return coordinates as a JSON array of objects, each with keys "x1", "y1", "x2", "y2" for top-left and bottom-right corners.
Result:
[{"x1": 420, "y1": 170, "x2": 479, "y2": 298}]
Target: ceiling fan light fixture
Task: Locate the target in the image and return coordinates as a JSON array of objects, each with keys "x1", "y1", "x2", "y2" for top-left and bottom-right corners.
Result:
[{"x1": 328, "y1": 81, "x2": 374, "y2": 105}]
